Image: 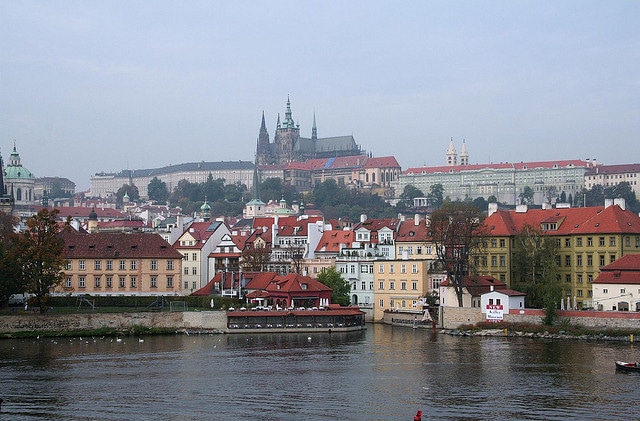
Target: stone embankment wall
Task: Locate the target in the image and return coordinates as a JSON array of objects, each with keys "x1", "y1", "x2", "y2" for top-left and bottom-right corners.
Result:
[
  {"x1": 440, "y1": 307, "x2": 640, "y2": 330},
  {"x1": 0, "y1": 311, "x2": 228, "y2": 334}
]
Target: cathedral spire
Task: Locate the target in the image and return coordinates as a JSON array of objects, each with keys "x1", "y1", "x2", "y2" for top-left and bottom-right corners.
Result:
[
  {"x1": 283, "y1": 95, "x2": 295, "y2": 129},
  {"x1": 446, "y1": 137, "x2": 458, "y2": 166},
  {"x1": 311, "y1": 111, "x2": 318, "y2": 140}
]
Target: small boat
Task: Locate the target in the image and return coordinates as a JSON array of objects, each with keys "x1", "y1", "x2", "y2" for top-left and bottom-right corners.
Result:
[{"x1": 615, "y1": 361, "x2": 640, "y2": 372}]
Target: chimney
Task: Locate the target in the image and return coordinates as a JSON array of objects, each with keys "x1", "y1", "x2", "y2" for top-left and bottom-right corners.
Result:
[
  {"x1": 516, "y1": 205, "x2": 528, "y2": 213},
  {"x1": 613, "y1": 198, "x2": 626, "y2": 210},
  {"x1": 605, "y1": 198, "x2": 613, "y2": 208},
  {"x1": 360, "y1": 214, "x2": 367, "y2": 223},
  {"x1": 414, "y1": 214, "x2": 420, "y2": 226},
  {"x1": 488, "y1": 202, "x2": 498, "y2": 216}
]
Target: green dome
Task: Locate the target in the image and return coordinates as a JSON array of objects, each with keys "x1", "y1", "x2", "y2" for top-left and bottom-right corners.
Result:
[
  {"x1": 4, "y1": 165, "x2": 33, "y2": 180},
  {"x1": 200, "y1": 201, "x2": 211, "y2": 211}
]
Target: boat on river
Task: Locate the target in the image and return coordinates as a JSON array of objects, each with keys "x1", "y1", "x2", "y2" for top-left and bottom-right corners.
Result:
[{"x1": 615, "y1": 361, "x2": 640, "y2": 372}]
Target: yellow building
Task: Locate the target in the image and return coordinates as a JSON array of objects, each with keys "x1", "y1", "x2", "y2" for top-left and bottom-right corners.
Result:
[
  {"x1": 372, "y1": 259, "x2": 429, "y2": 321},
  {"x1": 58, "y1": 229, "x2": 183, "y2": 296},
  {"x1": 481, "y1": 203, "x2": 640, "y2": 308}
]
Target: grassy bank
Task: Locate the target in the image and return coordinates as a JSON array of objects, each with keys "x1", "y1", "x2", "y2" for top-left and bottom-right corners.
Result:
[{"x1": 0, "y1": 325, "x2": 180, "y2": 340}]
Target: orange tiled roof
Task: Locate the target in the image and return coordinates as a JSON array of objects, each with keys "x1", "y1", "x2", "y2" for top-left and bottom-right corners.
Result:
[
  {"x1": 60, "y1": 229, "x2": 182, "y2": 259},
  {"x1": 315, "y1": 230, "x2": 354, "y2": 253}
]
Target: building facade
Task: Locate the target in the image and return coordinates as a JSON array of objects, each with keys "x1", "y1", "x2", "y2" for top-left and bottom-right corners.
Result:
[
  {"x1": 584, "y1": 163, "x2": 640, "y2": 198},
  {"x1": 58, "y1": 229, "x2": 183, "y2": 296}
]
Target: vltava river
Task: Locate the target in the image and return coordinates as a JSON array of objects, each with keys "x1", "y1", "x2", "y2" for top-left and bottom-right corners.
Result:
[{"x1": 0, "y1": 324, "x2": 638, "y2": 420}]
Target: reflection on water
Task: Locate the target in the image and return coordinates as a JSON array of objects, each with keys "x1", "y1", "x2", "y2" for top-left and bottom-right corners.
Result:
[{"x1": 1, "y1": 325, "x2": 638, "y2": 420}]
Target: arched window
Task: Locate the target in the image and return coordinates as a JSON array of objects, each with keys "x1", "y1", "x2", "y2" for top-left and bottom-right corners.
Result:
[
  {"x1": 365, "y1": 173, "x2": 369, "y2": 183},
  {"x1": 16, "y1": 188, "x2": 22, "y2": 201},
  {"x1": 372, "y1": 173, "x2": 376, "y2": 183}
]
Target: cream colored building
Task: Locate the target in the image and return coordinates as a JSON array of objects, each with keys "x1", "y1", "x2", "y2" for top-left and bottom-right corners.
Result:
[
  {"x1": 58, "y1": 230, "x2": 183, "y2": 297},
  {"x1": 372, "y1": 259, "x2": 429, "y2": 321}
]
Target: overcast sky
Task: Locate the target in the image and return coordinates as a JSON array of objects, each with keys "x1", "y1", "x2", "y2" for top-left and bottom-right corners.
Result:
[{"x1": 1, "y1": 1, "x2": 638, "y2": 191}]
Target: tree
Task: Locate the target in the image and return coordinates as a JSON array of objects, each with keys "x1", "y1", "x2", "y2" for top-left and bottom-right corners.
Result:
[
  {"x1": 544, "y1": 186, "x2": 557, "y2": 205},
  {"x1": 559, "y1": 191, "x2": 567, "y2": 203},
  {"x1": 472, "y1": 196, "x2": 488, "y2": 211},
  {"x1": 147, "y1": 177, "x2": 169, "y2": 203},
  {"x1": 316, "y1": 267, "x2": 350, "y2": 306},
  {"x1": 240, "y1": 244, "x2": 272, "y2": 272},
  {"x1": 201, "y1": 174, "x2": 225, "y2": 202},
  {"x1": 519, "y1": 186, "x2": 534, "y2": 205},
  {"x1": 0, "y1": 211, "x2": 21, "y2": 306},
  {"x1": 427, "y1": 183, "x2": 444, "y2": 208},
  {"x1": 430, "y1": 202, "x2": 487, "y2": 307},
  {"x1": 11, "y1": 209, "x2": 66, "y2": 312},
  {"x1": 116, "y1": 184, "x2": 140, "y2": 207},
  {"x1": 511, "y1": 223, "x2": 561, "y2": 324},
  {"x1": 399, "y1": 185, "x2": 424, "y2": 208}
]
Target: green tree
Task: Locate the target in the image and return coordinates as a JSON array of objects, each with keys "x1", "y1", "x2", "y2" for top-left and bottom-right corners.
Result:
[
  {"x1": 0, "y1": 211, "x2": 21, "y2": 306},
  {"x1": 519, "y1": 186, "x2": 534, "y2": 205},
  {"x1": 427, "y1": 183, "x2": 444, "y2": 208},
  {"x1": 472, "y1": 196, "x2": 488, "y2": 211},
  {"x1": 511, "y1": 223, "x2": 561, "y2": 323},
  {"x1": 224, "y1": 182, "x2": 248, "y2": 203},
  {"x1": 316, "y1": 267, "x2": 351, "y2": 306},
  {"x1": 260, "y1": 177, "x2": 298, "y2": 204},
  {"x1": 116, "y1": 184, "x2": 140, "y2": 207},
  {"x1": 11, "y1": 209, "x2": 66, "y2": 312},
  {"x1": 399, "y1": 184, "x2": 424, "y2": 207},
  {"x1": 202, "y1": 174, "x2": 226, "y2": 202},
  {"x1": 430, "y1": 202, "x2": 487, "y2": 307},
  {"x1": 147, "y1": 177, "x2": 168, "y2": 203}
]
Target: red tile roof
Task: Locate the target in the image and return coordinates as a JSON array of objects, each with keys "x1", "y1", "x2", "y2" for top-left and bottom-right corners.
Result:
[
  {"x1": 395, "y1": 219, "x2": 431, "y2": 243},
  {"x1": 404, "y1": 159, "x2": 589, "y2": 175},
  {"x1": 440, "y1": 275, "x2": 507, "y2": 297},
  {"x1": 584, "y1": 163, "x2": 640, "y2": 176},
  {"x1": 593, "y1": 254, "x2": 640, "y2": 285},
  {"x1": 60, "y1": 229, "x2": 182, "y2": 259},
  {"x1": 363, "y1": 156, "x2": 400, "y2": 168},
  {"x1": 315, "y1": 230, "x2": 355, "y2": 253},
  {"x1": 173, "y1": 221, "x2": 220, "y2": 248},
  {"x1": 484, "y1": 205, "x2": 640, "y2": 236}
]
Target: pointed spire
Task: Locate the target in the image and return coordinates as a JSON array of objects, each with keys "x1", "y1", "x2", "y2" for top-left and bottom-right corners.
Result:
[
  {"x1": 446, "y1": 137, "x2": 458, "y2": 166},
  {"x1": 283, "y1": 95, "x2": 295, "y2": 129},
  {"x1": 311, "y1": 111, "x2": 318, "y2": 140},
  {"x1": 260, "y1": 110, "x2": 267, "y2": 131}
]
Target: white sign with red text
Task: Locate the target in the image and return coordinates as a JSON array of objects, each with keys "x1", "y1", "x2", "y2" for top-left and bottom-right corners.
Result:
[{"x1": 486, "y1": 304, "x2": 504, "y2": 322}]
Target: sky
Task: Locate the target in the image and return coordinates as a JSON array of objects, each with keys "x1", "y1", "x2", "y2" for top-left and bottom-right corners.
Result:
[{"x1": 1, "y1": 1, "x2": 639, "y2": 191}]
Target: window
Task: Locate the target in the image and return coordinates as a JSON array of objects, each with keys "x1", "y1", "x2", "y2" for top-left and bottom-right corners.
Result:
[
  {"x1": 599, "y1": 237, "x2": 605, "y2": 246},
  {"x1": 79, "y1": 260, "x2": 86, "y2": 270},
  {"x1": 167, "y1": 260, "x2": 174, "y2": 270},
  {"x1": 389, "y1": 265, "x2": 395, "y2": 274},
  {"x1": 610, "y1": 254, "x2": 616, "y2": 263},
  {"x1": 491, "y1": 256, "x2": 497, "y2": 267},
  {"x1": 389, "y1": 281, "x2": 395, "y2": 290},
  {"x1": 407, "y1": 246, "x2": 413, "y2": 255},
  {"x1": 94, "y1": 260, "x2": 101, "y2": 270},
  {"x1": 587, "y1": 237, "x2": 593, "y2": 246},
  {"x1": 106, "y1": 276, "x2": 112, "y2": 288},
  {"x1": 491, "y1": 239, "x2": 497, "y2": 248},
  {"x1": 184, "y1": 281, "x2": 188, "y2": 289},
  {"x1": 416, "y1": 246, "x2": 423, "y2": 254},
  {"x1": 192, "y1": 267, "x2": 197, "y2": 275},
  {"x1": 379, "y1": 281, "x2": 384, "y2": 290},
  {"x1": 361, "y1": 281, "x2": 366, "y2": 290},
  {"x1": 412, "y1": 281, "x2": 417, "y2": 290},
  {"x1": 369, "y1": 281, "x2": 374, "y2": 290},
  {"x1": 603, "y1": 288, "x2": 608, "y2": 294},
  {"x1": 119, "y1": 277, "x2": 126, "y2": 288},
  {"x1": 167, "y1": 277, "x2": 173, "y2": 288},
  {"x1": 192, "y1": 253, "x2": 197, "y2": 261},
  {"x1": 621, "y1": 288, "x2": 626, "y2": 294},
  {"x1": 130, "y1": 277, "x2": 137, "y2": 288},
  {"x1": 565, "y1": 274, "x2": 571, "y2": 283},
  {"x1": 94, "y1": 277, "x2": 101, "y2": 288},
  {"x1": 499, "y1": 256, "x2": 506, "y2": 267},
  {"x1": 65, "y1": 277, "x2": 72, "y2": 288},
  {"x1": 600, "y1": 255, "x2": 605, "y2": 267},
  {"x1": 577, "y1": 237, "x2": 583, "y2": 247},
  {"x1": 191, "y1": 281, "x2": 197, "y2": 290},
  {"x1": 587, "y1": 255, "x2": 593, "y2": 266},
  {"x1": 401, "y1": 281, "x2": 407, "y2": 290},
  {"x1": 577, "y1": 255, "x2": 583, "y2": 266},
  {"x1": 379, "y1": 299, "x2": 384, "y2": 308},
  {"x1": 412, "y1": 264, "x2": 418, "y2": 274},
  {"x1": 184, "y1": 267, "x2": 189, "y2": 275},
  {"x1": 401, "y1": 264, "x2": 406, "y2": 274},
  {"x1": 565, "y1": 255, "x2": 571, "y2": 266},
  {"x1": 183, "y1": 253, "x2": 188, "y2": 261},
  {"x1": 79, "y1": 276, "x2": 85, "y2": 288},
  {"x1": 587, "y1": 274, "x2": 593, "y2": 283},
  {"x1": 499, "y1": 239, "x2": 506, "y2": 248},
  {"x1": 577, "y1": 290, "x2": 583, "y2": 297},
  {"x1": 398, "y1": 246, "x2": 404, "y2": 254},
  {"x1": 577, "y1": 275, "x2": 583, "y2": 284},
  {"x1": 565, "y1": 238, "x2": 571, "y2": 247},
  {"x1": 65, "y1": 261, "x2": 72, "y2": 270},
  {"x1": 120, "y1": 260, "x2": 126, "y2": 270},
  {"x1": 151, "y1": 276, "x2": 157, "y2": 288},
  {"x1": 609, "y1": 237, "x2": 616, "y2": 246},
  {"x1": 151, "y1": 260, "x2": 158, "y2": 270},
  {"x1": 130, "y1": 260, "x2": 137, "y2": 270},
  {"x1": 106, "y1": 260, "x2": 113, "y2": 270}
]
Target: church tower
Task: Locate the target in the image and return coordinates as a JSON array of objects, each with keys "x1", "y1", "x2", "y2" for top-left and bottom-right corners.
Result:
[
  {"x1": 446, "y1": 137, "x2": 458, "y2": 166},
  {"x1": 0, "y1": 150, "x2": 15, "y2": 215},
  {"x1": 273, "y1": 96, "x2": 300, "y2": 164},
  {"x1": 459, "y1": 139, "x2": 469, "y2": 166},
  {"x1": 256, "y1": 111, "x2": 274, "y2": 165}
]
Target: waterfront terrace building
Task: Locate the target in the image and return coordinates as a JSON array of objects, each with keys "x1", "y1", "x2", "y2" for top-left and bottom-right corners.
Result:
[
  {"x1": 57, "y1": 228, "x2": 183, "y2": 297},
  {"x1": 584, "y1": 163, "x2": 640, "y2": 198},
  {"x1": 481, "y1": 200, "x2": 640, "y2": 309},
  {"x1": 372, "y1": 259, "x2": 430, "y2": 321},
  {"x1": 90, "y1": 161, "x2": 255, "y2": 199}
]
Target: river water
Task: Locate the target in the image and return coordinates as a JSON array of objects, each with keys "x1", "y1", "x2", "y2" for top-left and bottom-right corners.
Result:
[{"x1": 0, "y1": 324, "x2": 638, "y2": 420}]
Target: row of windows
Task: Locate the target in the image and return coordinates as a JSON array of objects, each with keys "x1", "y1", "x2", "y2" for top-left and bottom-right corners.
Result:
[
  {"x1": 68, "y1": 260, "x2": 175, "y2": 271},
  {"x1": 378, "y1": 264, "x2": 420, "y2": 274},
  {"x1": 377, "y1": 280, "x2": 419, "y2": 291},
  {"x1": 66, "y1": 275, "x2": 174, "y2": 289},
  {"x1": 182, "y1": 253, "x2": 198, "y2": 261},
  {"x1": 561, "y1": 253, "x2": 616, "y2": 267},
  {"x1": 378, "y1": 298, "x2": 418, "y2": 309},
  {"x1": 397, "y1": 246, "x2": 432, "y2": 255}
]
